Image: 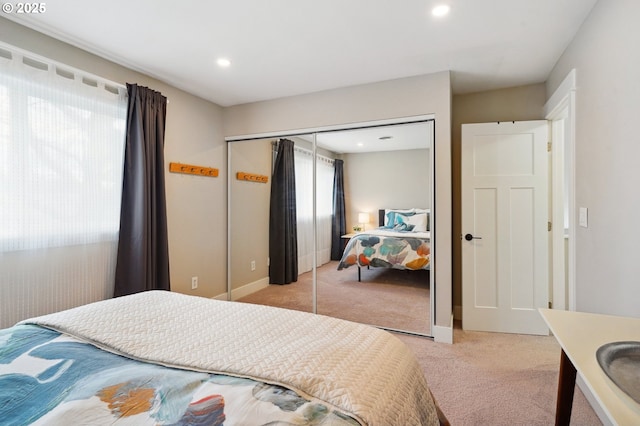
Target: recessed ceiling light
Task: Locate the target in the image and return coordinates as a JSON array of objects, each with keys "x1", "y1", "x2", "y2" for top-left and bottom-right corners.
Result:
[
  {"x1": 357, "y1": 142, "x2": 364, "y2": 147},
  {"x1": 217, "y1": 58, "x2": 231, "y2": 68},
  {"x1": 432, "y1": 4, "x2": 450, "y2": 17}
]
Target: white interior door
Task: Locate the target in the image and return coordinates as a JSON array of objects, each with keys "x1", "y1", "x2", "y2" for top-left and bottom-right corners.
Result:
[{"x1": 461, "y1": 121, "x2": 549, "y2": 335}]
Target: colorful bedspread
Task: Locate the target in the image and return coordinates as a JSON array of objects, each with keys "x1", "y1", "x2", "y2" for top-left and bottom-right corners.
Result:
[
  {"x1": 6, "y1": 291, "x2": 440, "y2": 425},
  {"x1": 338, "y1": 230, "x2": 431, "y2": 271},
  {"x1": 0, "y1": 324, "x2": 359, "y2": 425}
]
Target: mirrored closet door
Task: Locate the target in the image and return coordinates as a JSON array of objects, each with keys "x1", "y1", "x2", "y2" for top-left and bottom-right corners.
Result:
[
  {"x1": 228, "y1": 135, "x2": 314, "y2": 312},
  {"x1": 315, "y1": 122, "x2": 433, "y2": 336},
  {"x1": 228, "y1": 119, "x2": 434, "y2": 336}
]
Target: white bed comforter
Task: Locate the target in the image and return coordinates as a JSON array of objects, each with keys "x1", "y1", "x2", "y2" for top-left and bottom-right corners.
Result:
[{"x1": 21, "y1": 290, "x2": 439, "y2": 426}]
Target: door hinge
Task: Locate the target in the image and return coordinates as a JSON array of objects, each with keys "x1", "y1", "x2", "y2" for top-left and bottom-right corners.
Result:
[
  {"x1": 547, "y1": 141, "x2": 552, "y2": 152},
  {"x1": 548, "y1": 221, "x2": 552, "y2": 231}
]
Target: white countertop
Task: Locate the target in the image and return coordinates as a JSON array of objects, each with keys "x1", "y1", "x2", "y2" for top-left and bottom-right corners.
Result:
[{"x1": 539, "y1": 308, "x2": 640, "y2": 425}]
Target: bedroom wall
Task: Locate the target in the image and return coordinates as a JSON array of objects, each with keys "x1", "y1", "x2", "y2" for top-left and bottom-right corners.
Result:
[
  {"x1": 0, "y1": 18, "x2": 227, "y2": 326},
  {"x1": 228, "y1": 136, "x2": 340, "y2": 298},
  {"x1": 546, "y1": 0, "x2": 640, "y2": 318},
  {"x1": 223, "y1": 72, "x2": 453, "y2": 331},
  {"x1": 451, "y1": 83, "x2": 547, "y2": 319},
  {"x1": 228, "y1": 138, "x2": 272, "y2": 297},
  {"x1": 344, "y1": 149, "x2": 431, "y2": 231}
]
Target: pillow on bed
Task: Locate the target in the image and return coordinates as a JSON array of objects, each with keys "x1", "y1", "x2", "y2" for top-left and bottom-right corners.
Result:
[
  {"x1": 414, "y1": 209, "x2": 430, "y2": 231},
  {"x1": 384, "y1": 209, "x2": 414, "y2": 227},
  {"x1": 395, "y1": 212, "x2": 428, "y2": 232}
]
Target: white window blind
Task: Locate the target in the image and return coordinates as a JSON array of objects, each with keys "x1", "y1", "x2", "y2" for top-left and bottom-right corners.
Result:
[
  {"x1": 0, "y1": 44, "x2": 127, "y2": 328},
  {"x1": 294, "y1": 146, "x2": 335, "y2": 273},
  {"x1": 0, "y1": 45, "x2": 127, "y2": 251}
]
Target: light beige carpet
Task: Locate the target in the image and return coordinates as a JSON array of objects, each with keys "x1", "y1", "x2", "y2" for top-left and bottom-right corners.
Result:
[
  {"x1": 398, "y1": 325, "x2": 601, "y2": 425},
  {"x1": 238, "y1": 260, "x2": 430, "y2": 334},
  {"x1": 238, "y1": 262, "x2": 602, "y2": 425}
]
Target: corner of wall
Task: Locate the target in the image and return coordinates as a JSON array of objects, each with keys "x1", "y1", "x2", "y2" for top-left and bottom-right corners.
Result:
[
  {"x1": 432, "y1": 313, "x2": 454, "y2": 344},
  {"x1": 454, "y1": 305, "x2": 462, "y2": 321}
]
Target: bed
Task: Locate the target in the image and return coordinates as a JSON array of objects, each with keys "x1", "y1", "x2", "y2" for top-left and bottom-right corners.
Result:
[
  {"x1": 0, "y1": 290, "x2": 448, "y2": 425},
  {"x1": 337, "y1": 208, "x2": 431, "y2": 281}
]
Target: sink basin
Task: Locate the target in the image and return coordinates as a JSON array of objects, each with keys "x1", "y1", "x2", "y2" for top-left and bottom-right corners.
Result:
[{"x1": 596, "y1": 341, "x2": 640, "y2": 405}]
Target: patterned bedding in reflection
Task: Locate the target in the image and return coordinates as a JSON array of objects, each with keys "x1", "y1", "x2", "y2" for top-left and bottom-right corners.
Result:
[{"x1": 337, "y1": 229, "x2": 431, "y2": 272}]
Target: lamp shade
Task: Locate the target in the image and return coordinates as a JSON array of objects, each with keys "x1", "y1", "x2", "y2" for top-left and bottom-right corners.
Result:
[{"x1": 358, "y1": 212, "x2": 370, "y2": 224}]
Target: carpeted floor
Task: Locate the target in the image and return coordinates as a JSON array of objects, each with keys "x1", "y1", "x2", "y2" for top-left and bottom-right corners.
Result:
[
  {"x1": 237, "y1": 261, "x2": 602, "y2": 425},
  {"x1": 238, "y1": 260, "x2": 431, "y2": 335},
  {"x1": 398, "y1": 325, "x2": 601, "y2": 425}
]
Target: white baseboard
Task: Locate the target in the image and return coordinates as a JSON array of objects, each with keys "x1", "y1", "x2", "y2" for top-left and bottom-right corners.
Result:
[
  {"x1": 432, "y1": 313, "x2": 454, "y2": 344},
  {"x1": 212, "y1": 277, "x2": 270, "y2": 301},
  {"x1": 577, "y1": 375, "x2": 613, "y2": 426}
]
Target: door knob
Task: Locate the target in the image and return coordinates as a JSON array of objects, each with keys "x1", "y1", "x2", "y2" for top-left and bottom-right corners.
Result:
[{"x1": 464, "y1": 233, "x2": 482, "y2": 241}]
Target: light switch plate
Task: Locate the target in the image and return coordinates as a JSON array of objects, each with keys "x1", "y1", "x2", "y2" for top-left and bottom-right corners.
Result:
[{"x1": 579, "y1": 207, "x2": 588, "y2": 228}]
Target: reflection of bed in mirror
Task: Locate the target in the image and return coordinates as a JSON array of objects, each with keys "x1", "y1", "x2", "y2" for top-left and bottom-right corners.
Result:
[
  {"x1": 337, "y1": 209, "x2": 430, "y2": 282},
  {"x1": 229, "y1": 120, "x2": 434, "y2": 337}
]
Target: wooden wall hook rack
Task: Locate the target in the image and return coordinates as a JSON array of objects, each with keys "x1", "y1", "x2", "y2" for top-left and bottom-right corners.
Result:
[
  {"x1": 169, "y1": 162, "x2": 219, "y2": 178},
  {"x1": 236, "y1": 172, "x2": 269, "y2": 183}
]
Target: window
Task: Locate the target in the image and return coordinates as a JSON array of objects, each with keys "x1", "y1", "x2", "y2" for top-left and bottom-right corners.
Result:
[
  {"x1": 294, "y1": 145, "x2": 335, "y2": 272},
  {"x1": 0, "y1": 44, "x2": 128, "y2": 328},
  {"x1": 0, "y1": 46, "x2": 127, "y2": 252}
]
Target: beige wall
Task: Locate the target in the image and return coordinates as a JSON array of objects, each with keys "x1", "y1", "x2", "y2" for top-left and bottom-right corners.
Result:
[
  {"x1": 451, "y1": 84, "x2": 547, "y2": 315},
  {"x1": 546, "y1": 0, "x2": 640, "y2": 317},
  {"x1": 0, "y1": 18, "x2": 227, "y2": 305},
  {"x1": 223, "y1": 72, "x2": 453, "y2": 329},
  {"x1": 344, "y1": 149, "x2": 431, "y2": 230},
  {"x1": 229, "y1": 139, "x2": 272, "y2": 293}
]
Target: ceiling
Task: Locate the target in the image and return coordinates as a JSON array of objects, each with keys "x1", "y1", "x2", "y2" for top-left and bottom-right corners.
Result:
[
  {"x1": 5, "y1": 0, "x2": 597, "y2": 107},
  {"x1": 315, "y1": 121, "x2": 431, "y2": 154}
]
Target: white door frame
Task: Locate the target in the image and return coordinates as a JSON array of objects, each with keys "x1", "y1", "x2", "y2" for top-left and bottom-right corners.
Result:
[
  {"x1": 545, "y1": 68, "x2": 612, "y2": 426},
  {"x1": 544, "y1": 69, "x2": 577, "y2": 311}
]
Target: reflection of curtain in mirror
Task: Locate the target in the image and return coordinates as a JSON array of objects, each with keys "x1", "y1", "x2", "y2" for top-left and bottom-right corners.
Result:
[
  {"x1": 294, "y1": 149, "x2": 313, "y2": 273},
  {"x1": 294, "y1": 148, "x2": 334, "y2": 274},
  {"x1": 316, "y1": 156, "x2": 335, "y2": 266},
  {"x1": 330, "y1": 159, "x2": 346, "y2": 260},
  {"x1": 269, "y1": 139, "x2": 297, "y2": 284}
]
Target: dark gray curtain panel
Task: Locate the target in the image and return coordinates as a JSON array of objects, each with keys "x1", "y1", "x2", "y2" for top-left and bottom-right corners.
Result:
[
  {"x1": 330, "y1": 159, "x2": 346, "y2": 260},
  {"x1": 114, "y1": 84, "x2": 170, "y2": 297},
  {"x1": 269, "y1": 139, "x2": 298, "y2": 284}
]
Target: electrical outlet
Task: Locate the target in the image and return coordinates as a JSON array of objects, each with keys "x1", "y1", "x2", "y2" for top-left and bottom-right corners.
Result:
[
  {"x1": 191, "y1": 276, "x2": 198, "y2": 290},
  {"x1": 250, "y1": 260, "x2": 256, "y2": 271}
]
